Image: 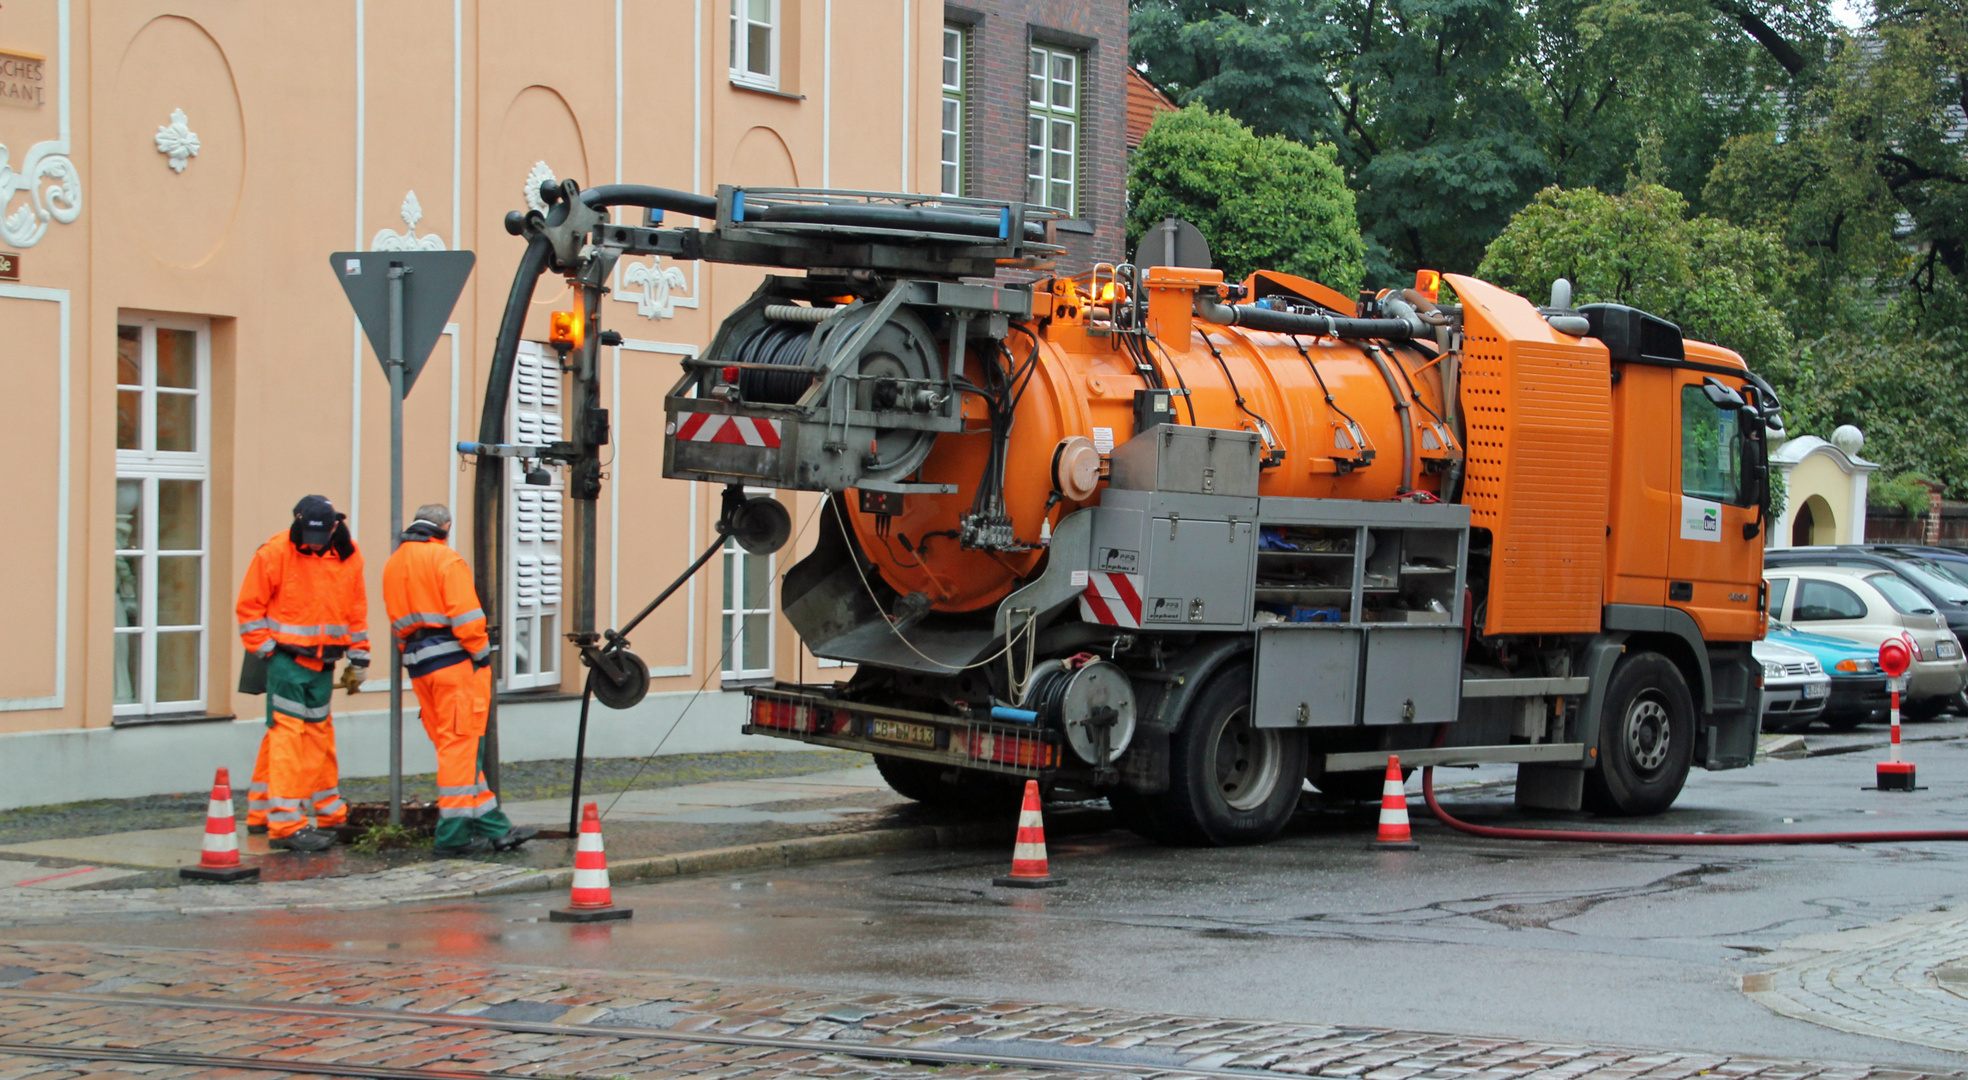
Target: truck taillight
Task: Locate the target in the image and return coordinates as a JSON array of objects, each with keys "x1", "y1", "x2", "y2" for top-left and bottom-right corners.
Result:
[
  {"x1": 750, "y1": 698, "x2": 849, "y2": 735},
  {"x1": 951, "y1": 729, "x2": 1056, "y2": 769},
  {"x1": 721, "y1": 365, "x2": 740, "y2": 383}
]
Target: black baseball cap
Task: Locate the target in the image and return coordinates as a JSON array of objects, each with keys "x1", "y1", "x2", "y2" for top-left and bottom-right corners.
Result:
[{"x1": 293, "y1": 495, "x2": 340, "y2": 547}]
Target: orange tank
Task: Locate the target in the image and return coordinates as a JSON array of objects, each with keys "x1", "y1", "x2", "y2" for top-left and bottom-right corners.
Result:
[{"x1": 848, "y1": 267, "x2": 1462, "y2": 612}]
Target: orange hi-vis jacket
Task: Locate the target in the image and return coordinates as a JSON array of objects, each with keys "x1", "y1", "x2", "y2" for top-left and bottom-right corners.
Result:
[
  {"x1": 382, "y1": 535, "x2": 491, "y2": 677},
  {"x1": 236, "y1": 532, "x2": 370, "y2": 671}
]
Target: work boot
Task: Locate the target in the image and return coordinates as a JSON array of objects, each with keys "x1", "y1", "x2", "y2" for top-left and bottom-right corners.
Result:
[
  {"x1": 247, "y1": 824, "x2": 268, "y2": 835},
  {"x1": 434, "y1": 837, "x2": 493, "y2": 857},
  {"x1": 491, "y1": 825, "x2": 540, "y2": 852},
  {"x1": 268, "y1": 826, "x2": 337, "y2": 853}
]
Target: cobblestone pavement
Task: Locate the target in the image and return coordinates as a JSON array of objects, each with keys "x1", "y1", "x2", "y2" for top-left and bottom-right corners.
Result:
[
  {"x1": 1747, "y1": 906, "x2": 1968, "y2": 1055},
  {"x1": 1, "y1": 940, "x2": 1964, "y2": 1080}
]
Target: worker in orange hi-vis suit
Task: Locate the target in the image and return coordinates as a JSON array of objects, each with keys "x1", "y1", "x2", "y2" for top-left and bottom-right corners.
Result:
[
  {"x1": 236, "y1": 495, "x2": 369, "y2": 853},
  {"x1": 382, "y1": 503, "x2": 538, "y2": 856}
]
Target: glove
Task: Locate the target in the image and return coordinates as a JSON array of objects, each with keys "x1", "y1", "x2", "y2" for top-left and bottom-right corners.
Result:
[{"x1": 339, "y1": 664, "x2": 367, "y2": 695}]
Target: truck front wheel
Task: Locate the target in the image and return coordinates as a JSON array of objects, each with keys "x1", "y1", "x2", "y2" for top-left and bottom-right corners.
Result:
[
  {"x1": 1150, "y1": 663, "x2": 1307, "y2": 845},
  {"x1": 1583, "y1": 652, "x2": 1695, "y2": 816}
]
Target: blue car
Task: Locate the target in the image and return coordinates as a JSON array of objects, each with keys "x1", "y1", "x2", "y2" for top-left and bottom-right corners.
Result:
[{"x1": 1766, "y1": 620, "x2": 1889, "y2": 731}]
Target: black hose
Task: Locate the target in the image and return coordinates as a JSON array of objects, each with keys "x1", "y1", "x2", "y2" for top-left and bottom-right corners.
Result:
[
  {"x1": 473, "y1": 233, "x2": 554, "y2": 786},
  {"x1": 743, "y1": 202, "x2": 1010, "y2": 239},
  {"x1": 1197, "y1": 295, "x2": 1424, "y2": 340},
  {"x1": 734, "y1": 322, "x2": 818, "y2": 404},
  {"x1": 579, "y1": 184, "x2": 718, "y2": 220}
]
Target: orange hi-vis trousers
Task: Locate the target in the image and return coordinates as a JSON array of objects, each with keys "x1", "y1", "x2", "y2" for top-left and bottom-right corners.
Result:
[
  {"x1": 264, "y1": 652, "x2": 348, "y2": 839},
  {"x1": 413, "y1": 660, "x2": 508, "y2": 847},
  {"x1": 245, "y1": 732, "x2": 271, "y2": 828}
]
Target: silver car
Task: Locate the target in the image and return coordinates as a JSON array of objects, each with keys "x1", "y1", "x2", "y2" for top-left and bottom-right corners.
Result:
[{"x1": 1754, "y1": 638, "x2": 1830, "y2": 732}]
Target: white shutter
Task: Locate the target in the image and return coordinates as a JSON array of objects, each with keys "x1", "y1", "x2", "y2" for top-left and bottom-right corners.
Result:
[{"x1": 503, "y1": 342, "x2": 563, "y2": 689}]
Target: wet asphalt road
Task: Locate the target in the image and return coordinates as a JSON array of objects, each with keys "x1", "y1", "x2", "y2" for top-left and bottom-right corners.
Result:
[{"x1": 19, "y1": 720, "x2": 1968, "y2": 1070}]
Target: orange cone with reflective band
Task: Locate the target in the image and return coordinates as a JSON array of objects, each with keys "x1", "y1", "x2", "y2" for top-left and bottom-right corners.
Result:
[
  {"x1": 1372, "y1": 755, "x2": 1420, "y2": 851},
  {"x1": 551, "y1": 801, "x2": 632, "y2": 922},
  {"x1": 180, "y1": 767, "x2": 260, "y2": 882},
  {"x1": 994, "y1": 780, "x2": 1065, "y2": 888}
]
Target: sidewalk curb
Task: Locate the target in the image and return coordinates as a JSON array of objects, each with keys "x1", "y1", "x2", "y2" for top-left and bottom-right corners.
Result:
[{"x1": 465, "y1": 822, "x2": 1003, "y2": 901}]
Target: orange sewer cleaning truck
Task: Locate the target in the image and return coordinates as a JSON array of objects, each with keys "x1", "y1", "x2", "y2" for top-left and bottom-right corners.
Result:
[{"x1": 492, "y1": 184, "x2": 1776, "y2": 846}]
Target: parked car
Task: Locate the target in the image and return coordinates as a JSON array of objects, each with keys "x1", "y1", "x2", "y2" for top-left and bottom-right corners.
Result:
[
  {"x1": 1763, "y1": 565, "x2": 1968, "y2": 719},
  {"x1": 1763, "y1": 621, "x2": 1886, "y2": 731},
  {"x1": 1754, "y1": 638, "x2": 1830, "y2": 732},
  {"x1": 1766, "y1": 545, "x2": 1968, "y2": 644}
]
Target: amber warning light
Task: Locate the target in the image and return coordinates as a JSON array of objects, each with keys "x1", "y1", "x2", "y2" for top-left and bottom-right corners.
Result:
[{"x1": 549, "y1": 309, "x2": 584, "y2": 350}]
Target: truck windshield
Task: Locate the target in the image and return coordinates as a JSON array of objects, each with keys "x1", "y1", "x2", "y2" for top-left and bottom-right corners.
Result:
[{"x1": 1868, "y1": 573, "x2": 1937, "y2": 615}]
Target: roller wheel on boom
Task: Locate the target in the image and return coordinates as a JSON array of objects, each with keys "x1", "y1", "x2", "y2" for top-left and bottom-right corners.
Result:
[
  {"x1": 1146, "y1": 662, "x2": 1307, "y2": 846},
  {"x1": 1582, "y1": 652, "x2": 1695, "y2": 816}
]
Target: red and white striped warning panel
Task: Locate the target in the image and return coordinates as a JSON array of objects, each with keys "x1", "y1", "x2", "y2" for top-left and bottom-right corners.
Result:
[
  {"x1": 1078, "y1": 571, "x2": 1144, "y2": 628},
  {"x1": 673, "y1": 412, "x2": 782, "y2": 447}
]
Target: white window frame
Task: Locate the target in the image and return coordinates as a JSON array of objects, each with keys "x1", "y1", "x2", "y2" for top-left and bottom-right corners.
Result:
[
  {"x1": 504, "y1": 341, "x2": 565, "y2": 692},
  {"x1": 113, "y1": 313, "x2": 211, "y2": 717},
  {"x1": 729, "y1": 0, "x2": 781, "y2": 92},
  {"x1": 940, "y1": 25, "x2": 968, "y2": 197},
  {"x1": 1027, "y1": 44, "x2": 1082, "y2": 215},
  {"x1": 721, "y1": 489, "x2": 778, "y2": 681}
]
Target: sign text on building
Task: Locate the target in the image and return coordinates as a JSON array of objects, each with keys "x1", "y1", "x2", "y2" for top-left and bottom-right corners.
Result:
[
  {"x1": 0, "y1": 50, "x2": 47, "y2": 106},
  {"x1": 0, "y1": 251, "x2": 19, "y2": 282}
]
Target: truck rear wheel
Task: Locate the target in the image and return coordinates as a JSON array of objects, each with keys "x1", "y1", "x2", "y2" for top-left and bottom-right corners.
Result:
[
  {"x1": 1583, "y1": 652, "x2": 1695, "y2": 816},
  {"x1": 874, "y1": 755, "x2": 1016, "y2": 812},
  {"x1": 1149, "y1": 663, "x2": 1307, "y2": 845}
]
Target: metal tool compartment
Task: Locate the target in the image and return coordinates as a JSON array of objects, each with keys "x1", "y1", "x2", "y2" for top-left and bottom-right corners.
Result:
[
  {"x1": 1095, "y1": 489, "x2": 1257, "y2": 629},
  {"x1": 1249, "y1": 498, "x2": 1470, "y2": 729}
]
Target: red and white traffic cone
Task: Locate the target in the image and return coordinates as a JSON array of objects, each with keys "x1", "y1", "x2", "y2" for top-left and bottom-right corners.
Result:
[
  {"x1": 994, "y1": 780, "x2": 1065, "y2": 888},
  {"x1": 180, "y1": 767, "x2": 260, "y2": 882},
  {"x1": 1372, "y1": 755, "x2": 1420, "y2": 850},
  {"x1": 551, "y1": 801, "x2": 632, "y2": 922}
]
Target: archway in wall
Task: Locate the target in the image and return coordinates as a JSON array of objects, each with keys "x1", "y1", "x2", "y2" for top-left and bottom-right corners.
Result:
[{"x1": 1794, "y1": 494, "x2": 1837, "y2": 546}]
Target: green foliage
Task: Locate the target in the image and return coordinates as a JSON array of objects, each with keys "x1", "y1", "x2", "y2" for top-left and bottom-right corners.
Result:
[
  {"x1": 1127, "y1": 106, "x2": 1366, "y2": 290},
  {"x1": 1870, "y1": 471, "x2": 1941, "y2": 516},
  {"x1": 1478, "y1": 183, "x2": 1795, "y2": 368},
  {"x1": 350, "y1": 822, "x2": 424, "y2": 853},
  {"x1": 1774, "y1": 328, "x2": 1968, "y2": 496},
  {"x1": 1768, "y1": 465, "x2": 1788, "y2": 520}
]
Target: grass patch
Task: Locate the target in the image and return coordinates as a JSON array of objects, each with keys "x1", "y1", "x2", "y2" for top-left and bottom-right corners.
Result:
[{"x1": 350, "y1": 822, "x2": 428, "y2": 854}]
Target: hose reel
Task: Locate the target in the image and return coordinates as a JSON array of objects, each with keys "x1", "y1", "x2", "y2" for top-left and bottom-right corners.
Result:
[{"x1": 1021, "y1": 658, "x2": 1137, "y2": 765}]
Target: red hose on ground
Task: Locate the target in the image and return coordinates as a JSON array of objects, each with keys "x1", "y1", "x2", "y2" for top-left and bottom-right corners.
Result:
[{"x1": 1419, "y1": 766, "x2": 1968, "y2": 845}]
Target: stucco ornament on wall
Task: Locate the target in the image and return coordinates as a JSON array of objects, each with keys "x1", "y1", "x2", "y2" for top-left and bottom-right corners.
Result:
[
  {"x1": 523, "y1": 161, "x2": 556, "y2": 213},
  {"x1": 372, "y1": 190, "x2": 446, "y2": 251},
  {"x1": 154, "y1": 108, "x2": 200, "y2": 173},
  {"x1": 0, "y1": 140, "x2": 82, "y2": 248},
  {"x1": 623, "y1": 260, "x2": 690, "y2": 319}
]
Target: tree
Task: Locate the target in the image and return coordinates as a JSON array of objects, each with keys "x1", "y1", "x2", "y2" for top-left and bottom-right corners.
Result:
[
  {"x1": 1477, "y1": 183, "x2": 1795, "y2": 369},
  {"x1": 1128, "y1": 0, "x2": 1832, "y2": 283},
  {"x1": 1127, "y1": 105, "x2": 1367, "y2": 290}
]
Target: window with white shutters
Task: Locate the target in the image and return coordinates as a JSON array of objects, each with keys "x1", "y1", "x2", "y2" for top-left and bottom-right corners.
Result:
[
  {"x1": 114, "y1": 316, "x2": 211, "y2": 716},
  {"x1": 722, "y1": 487, "x2": 777, "y2": 681},
  {"x1": 504, "y1": 341, "x2": 564, "y2": 691}
]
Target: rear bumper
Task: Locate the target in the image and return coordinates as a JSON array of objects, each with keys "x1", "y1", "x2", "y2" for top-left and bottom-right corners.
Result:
[{"x1": 743, "y1": 684, "x2": 1062, "y2": 779}]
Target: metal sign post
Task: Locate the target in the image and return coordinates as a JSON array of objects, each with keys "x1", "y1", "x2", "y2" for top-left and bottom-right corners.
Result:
[{"x1": 330, "y1": 250, "x2": 476, "y2": 826}]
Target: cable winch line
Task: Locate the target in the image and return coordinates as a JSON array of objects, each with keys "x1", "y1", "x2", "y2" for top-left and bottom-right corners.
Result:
[
  {"x1": 0, "y1": 988, "x2": 1275, "y2": 1080},
  {"x1": 1420, "y1": 766, "x2": 1968, "y2": 845}
]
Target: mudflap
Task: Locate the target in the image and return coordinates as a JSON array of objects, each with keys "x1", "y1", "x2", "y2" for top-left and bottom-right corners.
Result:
[{"x1": 1700, "y1": 644, "x2": 1760, "y2": 770}]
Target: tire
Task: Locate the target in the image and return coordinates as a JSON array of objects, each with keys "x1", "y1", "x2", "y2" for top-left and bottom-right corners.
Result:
[
  {"x1": 1902, "y1": 697, "x2": 1947, "y2": 722},
  {"x1": 1145, "y1": 663, "x2": 1308, "y2": 845},
  {"x1": 874, "y1": 755, "x2": 1018, "y2": 812},
  {"x1": 1582, "y1": 652, "x2": 1696, "y2": 817},
  {"x1": 1105, "y1": 788, "x2": 1167, "y2": 842}
]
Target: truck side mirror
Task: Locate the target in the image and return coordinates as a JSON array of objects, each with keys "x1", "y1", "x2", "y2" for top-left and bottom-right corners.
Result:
[{"x1": 1703, "y1": 376, "x2": 1746, "y2": 410}]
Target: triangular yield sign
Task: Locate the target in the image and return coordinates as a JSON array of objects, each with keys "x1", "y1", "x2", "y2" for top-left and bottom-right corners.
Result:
[{"x1": 329, "y1": 250, "x2": 476, "y2": 397}]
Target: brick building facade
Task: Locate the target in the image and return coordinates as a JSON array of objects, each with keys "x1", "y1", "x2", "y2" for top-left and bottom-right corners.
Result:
[{"x1": 941, "y1": 1, "x2": 1129, "y2": 270}]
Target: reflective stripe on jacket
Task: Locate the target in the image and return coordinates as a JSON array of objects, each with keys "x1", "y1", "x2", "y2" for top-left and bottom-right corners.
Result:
[
  {"x1": 236, "y1": 532, "x2": 369, "y2": 669},
  {"x1": 382, "y1": 534, "x2": 491, "y2": 678}
]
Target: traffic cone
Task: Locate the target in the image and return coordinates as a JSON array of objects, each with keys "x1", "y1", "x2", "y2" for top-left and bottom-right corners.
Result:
[
  {"x1": 180, "y1": 767, "x2": 260, "y2": 882},
  {"x1": 994, "y1": 780, "x2": 1066, "y2": 888},
  {"x1": 551, "y1": 801, "x2": 632, "y2": 922},
  {"x1": 1372, "y1": 755, "x2": 1420, "y2": 851}
]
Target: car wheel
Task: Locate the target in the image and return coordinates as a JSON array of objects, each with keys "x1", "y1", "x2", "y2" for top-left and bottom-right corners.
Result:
[{"x1": 1582, "y1": 652, "x2": 1696, "y2": 816}]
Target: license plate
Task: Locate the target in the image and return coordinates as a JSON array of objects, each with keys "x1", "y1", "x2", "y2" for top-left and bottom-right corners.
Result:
[
  {"x1": 868, "y1": 718, "x2": 937, "y2": 748},
  {"x1": 1805, "y1": 682, "x2": 1830, "y2": 699},
  {"x1": 1939, "y1": 640, "x2": 1960, "y2": 659}
]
